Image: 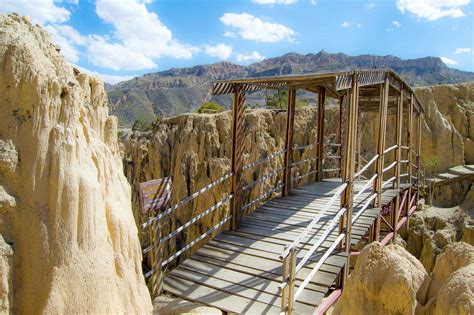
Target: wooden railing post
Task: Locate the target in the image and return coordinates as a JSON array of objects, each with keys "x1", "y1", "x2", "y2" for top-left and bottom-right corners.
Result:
[
  {"x1": 315, "y1": 87, "x2": 326, "y2": 181},
  {"x1": 393, "y1": 89, "x2": 403, "y2": 242},
  {"x1": 280, "y1": 248, "x2": 296, "y2": 315},
  {"x1": 407, "y1": 93, "x2": 414, "y2": 229},
  {"x1": 150, "y1": 219, "x2": 163, "y2": 297},
  {"x1": 230, "y1": 84, "x2": 246, "y2": 230},
  {"x1": 283, "y1": 89, "x2": 296, "y2": 196},
  {"x1": 339, "y1": 74, "x2": 359, "y2": 282},
  {"x1": 339, "y1": 95, "x2": 345, "y2": 178},
  {"x1": 417, "y1": 111, "x2": 422, "y2": 205},
  {"x1": 372, "y1": 77, "x2": 389, "y2": 242}
]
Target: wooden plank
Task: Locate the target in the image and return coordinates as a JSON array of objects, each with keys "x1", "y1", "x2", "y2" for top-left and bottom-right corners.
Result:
[
  {"x1": 164, "y1": 274, "x2": 282, "y2": 314},
  {"x1": 173, "y1": 260, "x2": 321, "y2": 310}
]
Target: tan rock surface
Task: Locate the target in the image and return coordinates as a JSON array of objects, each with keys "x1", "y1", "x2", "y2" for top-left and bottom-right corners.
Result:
[
  {"x1": 153, "y1": 295, "x2": 222, "y2": 315},
  {"x1": 333, "y1": 242, "x2": 427, "y2": 315},
  {"x1": 0, "y1": 13, "x2": 151, "y2": 313},
  {"x1": 418, "y1": 242, "x2": 474, "y2": 315}
]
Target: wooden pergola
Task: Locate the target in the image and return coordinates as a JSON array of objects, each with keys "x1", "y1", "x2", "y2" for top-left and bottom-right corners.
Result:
[{"x1": 142, "y1": 69, "x2": 425, "y2": 314}]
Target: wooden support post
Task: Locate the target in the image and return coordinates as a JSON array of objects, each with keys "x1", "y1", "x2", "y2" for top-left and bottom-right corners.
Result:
[
  {"x1": 150, "y1": 220, "x2": 163, "y2": 297},
  {"x1": 373, "y1": 77, "x2": 389, "y2": 242},
  {"x1": 340, "y1": 74, "x2": 359, "y2": 281},
  {"x1": 281, "y1": 248, "x2": 297, "y2": 314},
  {"x1": 339, "y1": 95, "x2": 346, "y2": 180},
  {"x1": 283, "y1": 89, "x2": 296, "y2": 196},
  {"x1": 315, "y1": 87, "x2": 326, "y2": 181},
  {"x1": 417, "y1": 112, "x2": 422, "y2": 205},
  {"x1": 395, "y1": 89, "x2": 404, "y2": 189},
  {"x1": 230, "y1": 84, "x2": 246, "y2": 230},
  {"x1": 355, "y1": 108, "x2": 361, "y2": 173},
  {"x1": 407, "y1": 93, "x2": 414, "y2": 228}
]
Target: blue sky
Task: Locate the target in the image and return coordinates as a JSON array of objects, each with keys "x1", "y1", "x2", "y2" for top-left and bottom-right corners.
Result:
[{"x1": 2, "y1": 0, "x2": 473, "y2": 83}]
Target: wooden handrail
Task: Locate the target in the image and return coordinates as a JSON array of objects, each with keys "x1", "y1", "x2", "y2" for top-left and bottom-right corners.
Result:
[
  {"x1": 243, "y1": 167, "x2": 283, "y2": 191},
  {"x1": 241, "y1": 149, "x2": 286, "y2": 171},
  {"x1": 142, "y1": 172, "x2": 233, "y2": 229},
  {"x1": 351, "y1": 193, "x2": 377, "y2": 224},
  {"x1": 161, "y1": 215, "x2": 232, "y2": 268},
  {"x1": 291, "y1": 170, "x2": 318, "y2": 182},
  {"x1": 293, "y1": 233, "x2": 346, "y2": 300},
  {"x1": 383, "y1": 145, "x2": 397, "y2": 155},
  {"x1": 383, "y1": 161, "x2": 397, "y2": 173},
  {"x1": 354, "y1": 174, "x2": 377, "y2": 202},
  {"x1": 280, "y1": 182, "x2": 348, "y2": 259},
  {"x1": 382, "y1": 176, "x2": 396, "y2": 188},
  {"x1": 241, "y1": 183, "x2": 284, "y2": 211},
  {"x1": 355, "y1": 154, "x2": 379, "y2": 178}
]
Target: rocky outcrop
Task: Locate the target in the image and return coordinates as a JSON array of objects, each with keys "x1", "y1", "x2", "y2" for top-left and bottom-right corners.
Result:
[
  {"x1": 334, "y1": 242, "x2": 474, "y2": 315},
  {"x1": 401, "y1": 206, "x2": 472, "y2": 272},
  {"x1": 416, "y1": 83, "x2": 474, "y2": 173},
  {"x1": 333, "y1": 242, "x2": 427, "y2": 314},
  {"x1": 417, "y1": 242, "x2": 474, "y2": 314},
  {"x1": 0, "y1": 13, "x2": 151, "y2": 313}
]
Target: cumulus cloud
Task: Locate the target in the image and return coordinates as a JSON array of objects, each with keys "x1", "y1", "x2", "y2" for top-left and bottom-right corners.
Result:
[
  {"x1": 341, "y1": 21, "x2": 350, "y2": 27},
  {"x1": 252, "y1": 0, "x2": 297, "y2": 4},
  {"x1": 236, "y1": 51, "x2": 265, "y2": 63},
  {"x1": 204, "y1": 44, "x2": 233, "y2": 60},
  {"x1": 74, "y1": 65, "x2": 134, "y2": 85},
  {"x1": 396, "y1": 0, "x2": 471, "y2": 21},
  {"x1": 1, "y1": 0, "x2": 70, "y2": 24},
  {"x1": 454, "y1": 48, "x2": 471, "y2": 54},
  {"x1": 90, "y1": 0, "x2": 196, "y2": 70},
  {"x1": 220, "y1": 13, "x2": 296, "y2": 43},
  {"x1": 392, "y1": 20, "x2": 401, "y2": 28},
  {"x1": 440, "y1": 56, "x2": 458, "y2": 65}
]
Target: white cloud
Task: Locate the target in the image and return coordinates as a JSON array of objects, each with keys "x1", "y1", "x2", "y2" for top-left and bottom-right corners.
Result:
[
  {"x1": 1, "y1": 0, "x2": 70, "y2": 24},
  {"x1": 252, "y1": 0, "x2": 297, "y2": 4},
  {"x1": 236, "y1": 51, "x2": 265, "y2": 63},
  {"x1": 356, "y1": 23, "x2": 362, "y2": 28},
  {"x1": 396, "y1": 0, "x2": 471, "y2": 21},
  {"x1": 364, "y1": 2, "x2": 375, "y2": 10},
  {"x1": 95, "y1": 0, "x2": 195, "y2": 62},
  {"x1": 44, "y1": 24, "x2": 87, "y2": 63},
  {"x1": 440, "y1": 56, "x2": 458, "y2": 65},
  {"x1": 341, "y1": 21, "x2": 350, "y2": 27},
  {"x1": 310, "y1": 0, "x2": 318, "y2": 5},
  {"x1": 74, "y1": 65, "x2": 134, "y2": 85},
  {"x1": 220, "y1": 13, "x2": 296, "y2": 43},
  {"x1": 454, "y1": 48, "x2": 471, "y2": 54},
  {"x1": 392, "y1": 20, "x2": 401, "y2": 28},
  {"x1": 204, "y1": 44, "x2": 233, "y2": 60}
]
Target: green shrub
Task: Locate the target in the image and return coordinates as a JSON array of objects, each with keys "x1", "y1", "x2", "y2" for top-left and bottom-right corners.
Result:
[{"x1": 197, "y1": 102, "x2": 225, "y2": 113}]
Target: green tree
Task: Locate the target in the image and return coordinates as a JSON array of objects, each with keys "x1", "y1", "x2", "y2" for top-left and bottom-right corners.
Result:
[{"x1": 196, "y1": 102, "x2": 225, "y2": 113}]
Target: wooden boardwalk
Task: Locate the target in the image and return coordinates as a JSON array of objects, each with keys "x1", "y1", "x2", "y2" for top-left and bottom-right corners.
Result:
[{"x1": 163, "y1": 179, "x2": 401, "y2": 314}]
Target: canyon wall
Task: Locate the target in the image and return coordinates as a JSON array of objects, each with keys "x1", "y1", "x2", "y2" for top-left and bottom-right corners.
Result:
[
  {"x1": 123, "y1": 82, "x2": 474, "y2": 244},
  {"x1": 0, "y1": 14, "x2": 151, "y2": 313}
]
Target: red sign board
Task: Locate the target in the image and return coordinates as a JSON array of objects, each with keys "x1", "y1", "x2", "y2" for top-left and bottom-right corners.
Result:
[{"x1": 140, "y1": 178, "x2": 172, "y2": 213}]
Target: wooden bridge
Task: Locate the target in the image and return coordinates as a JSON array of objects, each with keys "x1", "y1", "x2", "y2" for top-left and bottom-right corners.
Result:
[{"x1": 141, "y1": 69, "x2": 425, "y2": 314}]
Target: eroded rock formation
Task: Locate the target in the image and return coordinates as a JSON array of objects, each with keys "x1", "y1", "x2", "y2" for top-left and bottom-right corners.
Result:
[
  {"x1": 333, "y1": 242, "x2": 427, "y2": 314},
  {"x1": 333, "y1": 242, "x2": 474, "y2": 315},
  {"x1": 0, "y1": 14, "x2": 151, "y2": 313}
]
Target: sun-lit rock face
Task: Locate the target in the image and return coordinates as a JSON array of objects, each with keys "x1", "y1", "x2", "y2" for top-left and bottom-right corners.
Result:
[
  {"x1": 415, "y1": 83, "x2": 474, "y2": 173},
  {"x1": 333, "y1": 242, "x2": 427, "y2": 315},
  {"x1": 0, "y1": 13, "x2": 152, "y2": 313}
]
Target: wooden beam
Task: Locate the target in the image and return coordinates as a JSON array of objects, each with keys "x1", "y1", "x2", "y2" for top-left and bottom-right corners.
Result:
[
  {"x1": 373, "y1": 77, "x2": 389, "y2": 241},
  {"x1": 339, "y1": 95, "x2": 345, "y2": 178},
  {"x1": 230, "y1": 84, "x2": 246, "y2": 230},
  {"x1": 315, "y1": 87, "x2": 326, "y2": 181},
  {"x1": 393, "y1": 88, "x2": 403, "y2": 242},
  {"x1": 283, "y1": 89, "x2": 296, "y2": 196},
  {"x1": 417, "y1": 111, "x2": 422, "y2": 204},
  {"x1": 340, "y1": 74, "x2": 359, "y2": 282},
  {"x1": 407, "y1": 93, "x2": 414, "y2": 228}
]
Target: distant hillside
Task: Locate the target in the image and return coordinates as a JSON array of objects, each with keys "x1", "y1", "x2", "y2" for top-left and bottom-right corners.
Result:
[{"x1": 107, "y1": 50, "x2": 474, "y2": 127}]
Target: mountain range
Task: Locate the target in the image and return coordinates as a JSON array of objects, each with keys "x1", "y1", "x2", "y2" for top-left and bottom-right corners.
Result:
[{"x1": 106, "y1": 50, "x2": 474, "y2": 127}]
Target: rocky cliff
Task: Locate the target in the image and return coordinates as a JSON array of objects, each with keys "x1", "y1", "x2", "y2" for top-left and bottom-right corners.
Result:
[
  {"x1": 0, "y1": 14, "x2": 151, "y2": 313},
  {"x1": 333, "y1": 241, "x2": 474, "y2": 314}
]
